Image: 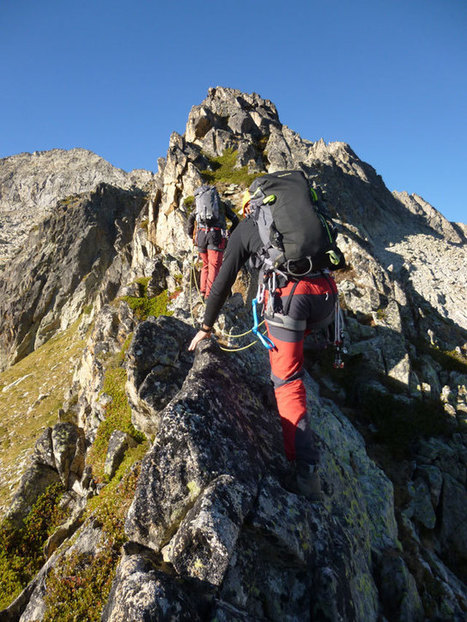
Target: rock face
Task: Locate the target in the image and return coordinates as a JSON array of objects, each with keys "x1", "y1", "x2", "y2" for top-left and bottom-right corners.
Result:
[
  {"x1": 107, "y1": 320, "x2": 407, "y2": 622},
  {"x1": 0, "y1": 183, "x2": 146, "y2": 371},
  {"x1": 1, "y1": 87, "x2": 466, "y2": 621},
  {"x1": 0, "y1": 148, "x2": 153, "y2": 267},
  {"x1": 5, "y1": 422, "x2": 86, "y2": 529}
]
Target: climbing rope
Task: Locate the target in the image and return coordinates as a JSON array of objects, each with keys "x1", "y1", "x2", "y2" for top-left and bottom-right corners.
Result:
[
  {"x1": 187, "y1": 249, "x2": 265, "y2": 351},
  {"x1": 218, "y1": 339, "x2": 262, "y2": 352}
]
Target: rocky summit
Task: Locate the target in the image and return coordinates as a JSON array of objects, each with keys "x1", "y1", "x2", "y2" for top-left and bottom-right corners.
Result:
[{"x1": 0, "y1": 86, "x2": 466, "y2": 621}]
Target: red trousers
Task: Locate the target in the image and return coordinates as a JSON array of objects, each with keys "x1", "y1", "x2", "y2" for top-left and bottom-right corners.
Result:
[
  {"x1": 265, "y1": 275, "x2": 337, "y2": 463},
  {"x1": 199, "y1": 249, "x2": 223, "y2": 298}
]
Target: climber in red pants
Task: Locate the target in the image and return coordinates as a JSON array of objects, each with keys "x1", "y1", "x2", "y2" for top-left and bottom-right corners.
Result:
[
  {"x1": 188, "y1": 206, "x2": 338, "y2": 500},
  {"x1": 186, "y1": 185, "x2": 238, "y2": 299},
  {"x1": 189, "y1": 170, "x2": 344, "y2": 501},
  {"x1": 263, "y1": 276, "x2": 337, "y2": 465}
]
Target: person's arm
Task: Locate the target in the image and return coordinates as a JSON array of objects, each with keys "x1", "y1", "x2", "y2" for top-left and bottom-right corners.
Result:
[
  {"x1": 188, "y1": 218, "x2": 260, "y2": 350},
  {"x1": 186, "y1": 211, "x2": 196, "y2": 238},
  {"x1": 223, "y1": 202, "x2": 239, "y2": 234}
]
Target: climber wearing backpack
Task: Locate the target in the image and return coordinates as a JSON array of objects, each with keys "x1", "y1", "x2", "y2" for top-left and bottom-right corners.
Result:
[
  {"x1": 189, "y1": 170, "x2": 345, "y2": 501},
  {"x1": 186, "y1": 185, "x2": 239, "y2": 299}
]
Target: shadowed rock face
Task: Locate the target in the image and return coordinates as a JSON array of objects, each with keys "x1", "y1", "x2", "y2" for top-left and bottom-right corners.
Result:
[
  {"x1": 0, "y1": 183, "x2": 145, "y2": 371},
  {"x1": 125, "y1": 316, "x2": 197, "y2": 437},
  {"x1": 0, "y1": 148, "x2": 153, "y2": 266}
]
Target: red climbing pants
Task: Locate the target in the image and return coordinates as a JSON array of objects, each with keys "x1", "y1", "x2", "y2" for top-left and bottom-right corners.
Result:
[
  {"x1": 265, "y1": 275, "x2": 337, "y2": 463},
  {"x1": 199, "y1": 249, "x2": 224, "y2": 298}
]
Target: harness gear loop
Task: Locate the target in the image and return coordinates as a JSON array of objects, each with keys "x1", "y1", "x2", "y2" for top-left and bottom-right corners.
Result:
[{"x1": 285, "y1": 257, "x2": 314, "y2": 277}]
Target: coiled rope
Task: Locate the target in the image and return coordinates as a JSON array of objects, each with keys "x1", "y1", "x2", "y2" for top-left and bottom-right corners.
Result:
[{"x1": 188, "y1": 249, "x2": 266, "y2": 352}]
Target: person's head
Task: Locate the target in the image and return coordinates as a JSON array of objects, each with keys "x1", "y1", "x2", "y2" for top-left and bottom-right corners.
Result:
[{"x1": 241, "y1": 189, "x2": 251, "y2": 216}]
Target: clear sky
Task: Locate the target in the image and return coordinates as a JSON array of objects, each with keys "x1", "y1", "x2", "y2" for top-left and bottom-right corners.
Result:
[{"x1": 1, "y1": 0, "x2": 466, "y2": 223}]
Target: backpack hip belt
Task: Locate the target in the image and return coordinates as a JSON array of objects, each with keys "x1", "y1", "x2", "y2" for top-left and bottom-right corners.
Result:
[{"x1": 198, "y1": 226, "x2": 228, "y2": 237}]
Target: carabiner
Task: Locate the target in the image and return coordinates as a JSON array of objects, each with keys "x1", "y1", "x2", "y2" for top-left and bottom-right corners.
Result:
[{"x1": 256, "y1": 283, "x2": 265, "y2": 304}]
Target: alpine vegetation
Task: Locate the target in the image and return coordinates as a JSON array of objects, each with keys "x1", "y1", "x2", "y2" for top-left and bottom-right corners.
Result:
[{"x1": 0, "y1": 87, "x2": 465, "y2": 621}]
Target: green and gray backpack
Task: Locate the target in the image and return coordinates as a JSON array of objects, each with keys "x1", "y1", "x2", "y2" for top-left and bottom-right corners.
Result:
[{"x1": 248, "y1": 170, "x2": 345, "y2": 276}]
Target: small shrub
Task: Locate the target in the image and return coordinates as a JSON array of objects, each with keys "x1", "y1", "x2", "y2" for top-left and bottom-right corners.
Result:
[
  {"x1": 43, "y1": 462, "x2": 142, "y2": 622},
  {"x1": 183, "y1": 195, "x2": 195, "y2": 214},
  {"x1": 376, "y1": 308, "x2": 386, "y2": 321},
  {"x1": 0, "y1": 482, "x2": 68, "y2": 608}
]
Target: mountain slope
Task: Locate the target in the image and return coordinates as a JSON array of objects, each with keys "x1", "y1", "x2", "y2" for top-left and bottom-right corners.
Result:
[
  {"x1": 0, "y1": 87, "x2": 465, "y2": 621},
  {"x1": 0, "y1": 148, "x2": 153, "y2": 267}
]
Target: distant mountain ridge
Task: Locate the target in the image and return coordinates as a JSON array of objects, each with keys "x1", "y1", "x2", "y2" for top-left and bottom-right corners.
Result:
[{"x1": 0, "y1": 147, "x2": 154, "y2": 266}]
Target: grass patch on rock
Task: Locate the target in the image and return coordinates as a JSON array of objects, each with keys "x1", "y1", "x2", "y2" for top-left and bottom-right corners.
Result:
[
  {"x1": 0, "y1": 320, "x2": 85, "y2": 514},
  {"x1": 43, "y1": 460, "x2": 143, "y2": 622},
  {"x1": 86, "y1": 366, "x2": 145, "y2": 483},
  {"x1": 201, "y1": 148, "x2": 260, "y2": 186},
  {"x1": 121, "y1": 288, "x2": 173, "y2": 322}
]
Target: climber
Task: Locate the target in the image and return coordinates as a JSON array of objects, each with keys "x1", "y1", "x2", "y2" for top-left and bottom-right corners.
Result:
[
  {"x1": 186, "y1": 185, "x2": 239, "y2": 299},
  {"x1": 189, "y1": 170, "x2": 345, "y2": 501}
]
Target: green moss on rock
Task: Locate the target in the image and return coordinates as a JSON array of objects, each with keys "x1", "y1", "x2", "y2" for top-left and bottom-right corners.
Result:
[
  {"x1": 121, "y1": 288, "x2": 173, "y2": 322},
  {"x1": 201, "y1": 148, "x2": 260, "y2": 186}
]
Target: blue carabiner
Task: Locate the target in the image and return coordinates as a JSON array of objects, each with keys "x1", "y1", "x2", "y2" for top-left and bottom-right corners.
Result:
[{"x1": 252, "y1": 298, "x2": 275, "y2": 350}]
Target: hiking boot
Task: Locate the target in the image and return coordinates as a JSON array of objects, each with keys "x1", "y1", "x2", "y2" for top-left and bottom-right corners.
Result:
[
  {"x1": 282, "y1": 461, "x2": 324, "y2": 503},
  {"x1": 295, "y1": 461, "x2": 324, "y2": 503}
]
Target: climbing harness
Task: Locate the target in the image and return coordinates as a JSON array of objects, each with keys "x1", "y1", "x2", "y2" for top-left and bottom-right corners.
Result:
[{"x1": 197, "y1": 225, "x2": 228, "y2": 237}]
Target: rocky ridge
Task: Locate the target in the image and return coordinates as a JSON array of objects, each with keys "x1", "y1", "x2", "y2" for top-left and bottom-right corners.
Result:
[{"x1": 0, "y1": 87, "x2": 466, "y2": 621}]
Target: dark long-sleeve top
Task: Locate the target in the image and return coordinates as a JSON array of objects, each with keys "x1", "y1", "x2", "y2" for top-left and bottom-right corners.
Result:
[
  {"x1": 186, "y1": 201, "x2": 239, "y2": 238},
  {"x1": 203, "y1": 217, "x2": 263, "y2": 328}
]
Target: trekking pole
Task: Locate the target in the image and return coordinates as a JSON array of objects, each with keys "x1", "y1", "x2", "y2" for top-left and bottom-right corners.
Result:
[
  {"x1": 189, "y1": 248, "x2": 206, "y2": 328},
  {"x1": 333, "y1": 299, "x2": 345, "y2": 369}
]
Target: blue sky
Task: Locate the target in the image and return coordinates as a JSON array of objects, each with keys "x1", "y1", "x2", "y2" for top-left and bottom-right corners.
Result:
[{"x1": 1, "y1": 0, "x2": 465, "y2": 223}]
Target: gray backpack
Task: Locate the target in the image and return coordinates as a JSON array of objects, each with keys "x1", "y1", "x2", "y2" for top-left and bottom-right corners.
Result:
[{"x1": 195, "y1": 185, "x2": 220, "y2": 225}]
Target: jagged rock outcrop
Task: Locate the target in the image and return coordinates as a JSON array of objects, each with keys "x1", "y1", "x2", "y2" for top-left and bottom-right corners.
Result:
[
  {"x1": 1, "y1": 86, "x2": 466, "y2": 621},
  {"x1": 103, "y1": 317, "x2": 422, "y2": 622},
  {"x1": 5, "y1": 422, "x2": 86, "y2": 529},
  {"x1": 0, "y1": 148, "x2": 153, "y2": 267}
]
